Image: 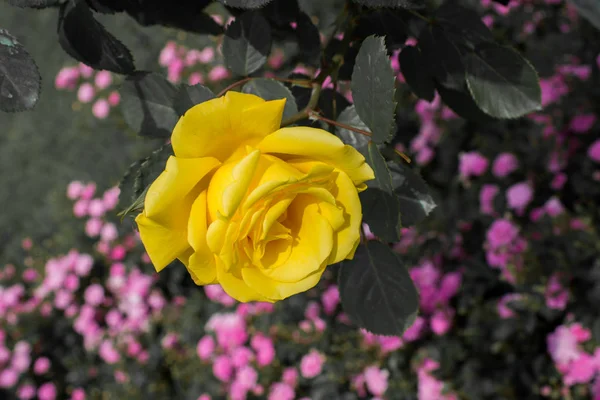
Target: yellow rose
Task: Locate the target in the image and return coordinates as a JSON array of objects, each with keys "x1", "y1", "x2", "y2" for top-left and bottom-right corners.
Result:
[{"x1": 135, "y1": 91, "x2": 374, "y2": 302}]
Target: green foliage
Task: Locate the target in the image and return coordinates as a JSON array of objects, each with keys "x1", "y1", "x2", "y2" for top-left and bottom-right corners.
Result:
[
  {"x1": 0, "y1": 29, "x2": 41, "y2": 112},
  {"x1": 399, "y1": 45, "x2": 435, "y2": 102},
  {"x1": 569, "y1": 0, "x2": 600, "y2": 30},
  {"x1": 351, "y1": 35, "x2": 397, "y2": 144},
  {"x1": 242, "y1": 78, "x2": 298, "y2": 119},
  {"x1": 173, "y1": 84, "x2": 215, "y2": 116},
  {"x1": 222, "y1": 11, "x2": 272, "y2": 76},
  {"x1": 338, "y1": 240, "x2": 419, "y2": 336}
]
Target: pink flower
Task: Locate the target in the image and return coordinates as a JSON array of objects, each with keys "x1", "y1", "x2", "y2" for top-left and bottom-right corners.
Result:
[
  {"x1": 492, "y1": 152, "x2": 519, "y2": 178},
  {"x1": 18, "y1": 384, "x2": 36, "y2": 400},
  {"x1": 0, "y1": 368, "x2": 18, "y2": 388},
  {"x1": 497, "y1": 293, "x2": 522, "y2": 318},
  {"x1": 268, "y1": 383, "x2": 295, "y2": 400},
  {"x1": 87, "y1": 199, "x2": 105, "y2": 217},
  {"x1": 100, "y1": 223, "x2": 118, "y2": 242},
  {"x1": 208, "y1": 65, "x2": 230, "y2": 82},
  {"x1": 486, "y1": 219, "x2": 519, "y2": 248},
  {"x1": 79, "y1": 63, "x2": 94, "y2": 78},
  {"x1": 94, "y1": 71, "x2": 112, "y2": 90},
  {"x1": 55, "y1": 66, "x2": 80, "y2": 89},
  {"x1": 544, "y1": 197, "x2": 565, "y2": 217},
  {"x1": 110, "y1": 245, "x2": 126, "y2": 260},
  {"x1": 569, "y1": 114, "x2": 596, "y2": 133},
  {"x1": 84, "y1": 284, "x2": 104, "y2": 306},
  {"x1": 282, "y1": 367, "x2": 298, "y2": 387},
  {"x1": 92, "y1": 99, "x2": 110, "y2": 119},
  {"x1": 67, "y1": 181, "x2": 84, "y2": 200},
  {"x1": 231, "y1": 346, "x2": 253, "y2": 368},
  {"x1": 37, "y1": 382, "x2": 57, "y2": 400},
  {"x1": 74, "y1": 254, "x2": 93, "y2": 276},
  {"x1": 99, "y1": 340, "x2": 120, "y2": 364},
  {"x1": 236, "y1": 365, "x2": 258, "y2": 389},
  {"x1": 11, "y1": 352, "x2": 30, "y2": 372},
  {"x1": 403, "y1": 316, "x2": 426, "y2": 342},
  {"x1": 167, "y1": 58, "x2": 184, "y2": 83},
  {"x1": 564, "y1": 353, "x2": 597, "y2": 385},
  {"x1": 459, "y1": 151, "x2": 488, "y2": 179},
  {"x1": 71, "y1": 388, "x2": 86, "y2": 400},
  {"x1": 159, "y1": 42, "x2": 177, "y2": 67},
  {"x1": 85, "y1": 218, "x2": 103, "y2": 237},
  {"x1": 73, "y1": 199, "x2": 88, "y2": 218},
  {"x1": 588, "y1": 139, "x2": 600, "y2": 163},
  {"x1": 551, "y1": 173, "x2": 567, "y2": 190},
  {"x1": 547, "y1": 325, "x2": 581, "y2": 366},
  {"x1": 33, "y1": 357, "x2": 51, "y2": 375},
  {"x1": 506, "y1": 182, "x2": 533, "y2": 212},
  {"x1": 198, "y1": 47, "x2": 215, "y2": 64},
  {"x1": 188, "y1": 73, "x2": 205, "y2": 85},
  {"x1": 107, "y1": 91, "x2": 120, "y2": 106},
  {"x1": 213, "y1": 355, "x2": 233, "y2": 382},
  {"x1": 364, "y1": 365, "x2": 390, "y2": 396},
  {"x1": 430, "y1": 309, "x2": 454, "y2": 335},
  {"x1": 77, "y1": 83, "x2": 95, "y2": 103},
  {"x1": 196, "y1": 395, "x2": 211, "y2": 400},
  {"x1": 300, "y1": 349, "x2": 325, "y2": 378},
  {"x1": 479, "y1": 184, "x2": 499, "y2": 215}
]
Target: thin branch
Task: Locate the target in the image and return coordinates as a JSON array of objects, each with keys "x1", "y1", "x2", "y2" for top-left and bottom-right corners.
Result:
[
  {"x1": 308, "y1": 110, "x2": 372, "y2": 137},
  {"x1": 217, "y1": 77, "x2": 253, "y2": 97},
  {"x1": 281, "y1": 83, "x2": 322, "y2": 127}
]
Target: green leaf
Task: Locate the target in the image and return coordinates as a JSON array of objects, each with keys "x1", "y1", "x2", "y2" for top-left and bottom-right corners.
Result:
[
  {"x1": 352, "y1": 0, "x2": 425, "y2": 9},
  {"x1": 118, "y1": 144, "x2": 173, "y2": 218},
  {"x1": 338, "y1": 240, "x2": 419, "y2": 336},
  {"x1": 436, "y1": 83, "x2": 495, "y2": 123},
  {"x1": 241, "y1": 78, "x2": 298, "y2": 120},
  {"x1": 7, "y1": 0, "x2": 60, "y2": 8},
  {"x1": 464, "y1": 43, "x2": 542, "y2": 119},
  {"x1": 360, "y1": 142, "x2": 401, "y2": 242},
  {"x1": 335, "y1": 105, "x2": 370, "y2": 155},
  {"x1": 399, "y1": 46, "x2": 435, "y2": 102},
  {"x1": 388, "y1": 162, "x2": 437, "y2": 227},
  {"x1": 0, "y1": 29, "x2": 41, "y2": 112},
  {"x1": 222, "y1": 11, "x2": 272, "y2": 76},
  {"x1": 296, "y1": 12, "x2": 321, "y2": 67},
  {"x1": 435, "y1": 2, "x2": 495, "y2": 49},
  {"x1": 173, "y1": 84, "x2": 215, "y2": 116},
  {"x1": 419, "y1": 25, "x2": 465, "y2": 91},
  {"x1": 120, "y1": 72, "x2": 179, "y2": 138},
  {"x1": 351, "y1": 35, "x2": 397, "y2": 144},
  {"x1": 569, "y1": 0, "x2": 600, "y2": 30}
]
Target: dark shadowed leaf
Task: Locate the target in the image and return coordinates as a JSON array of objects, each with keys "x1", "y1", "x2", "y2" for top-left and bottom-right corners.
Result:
[
  {"x1": 360, "y1": 142, "x2": 401, "y2": 242},
  {"x1": 7, "y1": 0, "x2": 61, "y2": 7},
  {"x1": 338, "y1": 240, "x2": 419, "y2": 336},
  {"x1": 569, "y1": 0, "x2": 600, "y2": 30},
  {"x1": 296, "y1": 12, "x2": 321, "y2": 67},
  {"x1": 217, "y1": 0, "x2": 274, "y2": 8},
  {"x1": 0, "y1": 29, "x2": 41, "y2": 112},
  {"x1": 419, "y1": 25, "x2": 465, "y2": 90},
  {"x1": 388, "y1": 162, "x2": 436, "y2": 226},
  {"x1": 436, "y1": 83, "x2": 495, "y2": 123},
  {"x1": 354, "y1": 10, "x2": 410, "y2": 49},
  {"x1": 399, "y1": 46, "x2": 435, "y2": 101},
  {"x1": 491, "y1": 0, "x2": 510, "y2": 4},
  {"x1": 351, "y1": 35, "x2": 397, "y2": 144},
  {"x1": 242, "y1": 78, "x2": 298, "y2": 119},
  {"x1": 335, "y1": 105, "x2": 370, "y2": 154},
  {"x1": 173, "y1": 84, "x2": 215, "y2": 116},
  {"x1": 352, "y1": 0, "x2": 425, "y2": 9},
  {"x1": 222, "y1": 11, "x2": 272, "y2": 76},
  {"x1": 120, "y1": 72, "x2": 179, "y2": 138},
  {"x1": 435, "y1": 1, "x2": 494, "y2": 50},
  {"x1": 57, "y1": 0, "x2": 135, "y2": 74},
  {"x1": 464, "y1": 43, "x2": 541, "y2": 119}
]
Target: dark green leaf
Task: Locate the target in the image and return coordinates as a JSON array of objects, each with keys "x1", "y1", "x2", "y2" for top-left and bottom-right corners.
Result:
[
  {"x1": 7, "y1": 0, "x2": 61, "y2": 7},
  {"x1": 241, "y1": 78, "x2": 298, "y2": 119},
  {"x1": 173, "y1": 84, "x2": 215, "y2": 116},
  {"x1": 388, "y1": 162, "x2": 437, "y2": 226},
  {"x1": 352, "y1": 0, "x2": 425, "y2": 9},
  {"x1": 120, "y1": 72, "x2": 179, "y2": 138},
  {"x1": 296, "y1": 12, "x2": 321, "y2": 67},
  {"x1": 436, "y1": 83, "x2": 495, "y2": 123},
  {"x1": 335, "y1": 105, "x2": 370, "y2": 154},
  {"x1": 222, "y1": 11, "x2": 272, "y2": 76},
  {"x1": 360, "y1": 142, "x2": 402, "y2": 242},
  {"x1": 57, "y1": 0, "x2": 135, "y2": 74},
  {"x1": 0, "y1": 29, "x2": 41, "y2": 112},
  {"x1": 399, "y1": 46, "x2": 435, "y2": 101},
  {"x1": 217, "y1": 0, "x2": 274, "y2": 8},
  {"x1": 464, "y1": 43, "x2": 542, "y2": 119},
  {"x1": 351, "y1": 35, "x2": 397, "y2": 144},
  {"x1": 354, "y1": 10, "x2": 410, "y2": 49},
  {"x1": 419, "y1": 25, "x2": 465, "y2": 90},
  {"x1": 569, "y1": 0, "x2": 600, "y2": 30},
  {"x1": 338, "y1": 240, "x2": 420, "y2": 336},
  {"x1": 435, "y1": 1, "x2": 494, "y2": 50}
]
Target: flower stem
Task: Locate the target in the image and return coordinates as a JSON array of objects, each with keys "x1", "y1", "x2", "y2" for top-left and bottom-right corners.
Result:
[
  {"x1": 308, "y1": 111, "x2": 372, "y2": 137},
  {"x1": 217, "y1": 77, "x2": 253, "y2": 97}
]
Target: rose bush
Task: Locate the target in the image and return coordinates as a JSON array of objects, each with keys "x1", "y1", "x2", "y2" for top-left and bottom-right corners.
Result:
[{"x1": 135, "y1": 91, "x2": 374, "y2": 303}]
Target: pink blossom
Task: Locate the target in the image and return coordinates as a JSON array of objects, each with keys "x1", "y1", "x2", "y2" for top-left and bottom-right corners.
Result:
[
  {"x1": 236, "y1": 365, "x2": 258, "y2": 389},
  {"x1": 85, "y1": 218, "x2": 103, "y2": 237},
  {"x1": 364, "y1": 365, "x2": 389, "y2": 396},
  {"x1": 282, "y1": 367, "x2": 298, "y2": 387},
  {"x1": 100, "y1": 223, "x2": 118, "y2": 242},
  {"x1": 11, "y1": 352, "x2": 30, "y2": 372},
  {"x1": 18, "y1": 384, "x2": 36, "y2": 400},
  {"x1": 22, "y1": 268, "x2": 38, "y2": 282},
  {"x1": 161, "y1": 333, "x2": 178, "y2": 349},
  {"x1": 55, "y1": 66, "x2": 80, "y2": 89},
  {"x1": 569, "y1": 113, "x2": 596, "y2": 133},
  {"x1": 416, "y1": 147, "x2": 435, "y2": 165},
  {"x1": 92, "y1": 99, "x2": 110, "y2": 119},
  {"x1": 84, "y1": 284, "x2": 104, "y2": 306},
  {"x1": 197, "y1": 395, "x2": 211, "y2": 400},
  {"x1": 459, "y1": 151, "x2": 488, "y2": 179},
  {"x1": 37, "y1": 382, "x2": 56, "y2": 400},
  {"x1": 74, "y1": 254, "x2": 93, "y2": 276},
  {"x1": 403, "y1": 316, "x2": 426, "y2": 342},
  {"x1": 570, "y1": 323, "x2": 592, "y2": 343},
  {"x1": 300, "y1": 349, "x2": 325, "y2": 378},
  {"x1": 213, "y1": 355, "x2": 233, "y2": 382},
  {"x1": 492, "y1": 152, "x2": 519, "y2": 177},
  {"x1": 73, "y1": 199, "x2": 88, "y2": 217},
  {"x1": 79, "y1": 63, "x2": 94, "y2": 78},
  {"x1": 87, "y1": 199, "x2": 105, "y2": 217},
  {"x1": 77, "y1": 83, "x2": 95, "y2": 103},
  {"x1": 547, "y1": 325, "x2": 581, "y2": 366},
  {"x1": 110, "y1": 245, "x2": 126, "y2": 260},
  {"x1": 71, "y1": 388, "x2": 86, "y2": 400},
  {"x1": 107, "y1": 91, "x2": 120, "y2": 106},
  {"x1": 430, "y1": 309, "x2": 454, "y2": 335},
  {"x1": 159, "y1": 42, "x2": 177, "y2": 67},
  {"x1": 486, "y1": 219, "x2": 519, "y2": 248},
  {"x1": 231, "y1": 346, "x2": 253, "y2": 368},
  {"x1": 206, "y1": 313, "x2": 247, "y2": 350},
  {"x1": 588, "y1": 139, "x2": 600, "y2": 163},
  {"x1": 268, "y1": 382, "x2": 295, "y2": 400},
  {"x1": 479, "y1": 184, "x2": 499, "y2": 215},
  {"x1": 506, "y1": 182, "x2": 533, "y2": 212},
  {"x1": 497, "y1": 293, "x2": 522, "y2": 318},
  {"x1": 564, "y1": 353, "x2": 597, "y2": 385},
  {"x1": 551, "y1": 173, "x2": 567, "y2": 190},
  {"x1": 198, "y1": 47, "x2": 215, "y2": 64},
  {"x1": 94, "y1": 71, "x2": 112, "y2": 89},
  {"x1": 167, "y1": 58, "x2": 184, "y2": 83},
  {"x1": 67, "y1": 181, "x2": 85, "y2": 200},
  {"x1": 188, "y1": 73, "x2": 205, "y2": 85},
  {"x1": 0, "y1": 368, "x2": 18, "y2": 388},
  {"x1": 33, "y1": 357, "x2": 51, "y2": 375},
  {"x1": 544, "y1": 197, "x2": 565, "y2": 217},
  {"x1": 208, "y1": 66, "x2": 230, "y2": 81},
  {"x1": 99, "y1": 340, "x2": 120, "y2": 364}
]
